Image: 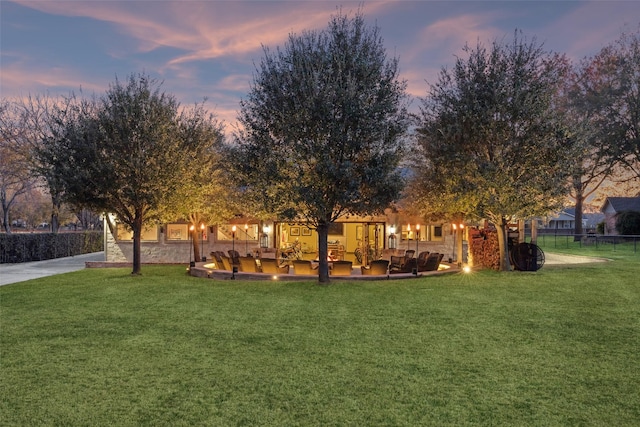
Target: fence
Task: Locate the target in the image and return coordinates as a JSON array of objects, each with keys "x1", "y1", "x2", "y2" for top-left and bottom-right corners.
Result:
[{"x1": 533, "y1": 233, "x2": 639, "y2": 254}]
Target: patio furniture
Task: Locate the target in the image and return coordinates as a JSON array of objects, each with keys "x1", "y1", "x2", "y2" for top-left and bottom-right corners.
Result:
[
  {"x1": 238, "y1": 256, "x2": 259, "y2": 272},
  {"x1": 329, "y1": 260, "x2": 353, "y2": 276},
  {"x1": 292, "y1": 260, "x2": 318, "y2": 275},
  {"x1": 389, "y1": 255, "x2": 404, "y2": 270},
  {"x1": 228, "y1": 250, "x2": 240, "y2": 265},
  {"x1": 360, "y1": 259, "x2": 389, "y2": 275},
  {"x1": 417, "y1": 251, "x2": 430, "y2": 265},
  {"x1": 389, "y1": 256, "x2": 417, "y2": 274},
  {"x1": 260, "y1": 258, "x2": 289, "y2": 274},
  {"x1": 218, "y1": 256, "x2": 233, "y2": 271},
  {"x1": 418, "y1": 253, "x2": 443, "y2": 272}
]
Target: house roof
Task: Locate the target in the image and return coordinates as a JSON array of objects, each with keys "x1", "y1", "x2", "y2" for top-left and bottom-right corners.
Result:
[{"x1": 601, "y1": 197, "x2": 640, "y2": 213}]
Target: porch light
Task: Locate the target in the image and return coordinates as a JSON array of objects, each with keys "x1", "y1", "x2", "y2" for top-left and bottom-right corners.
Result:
[{"x1": 388, "y1": 224, "x2": 397, "y2": 249}]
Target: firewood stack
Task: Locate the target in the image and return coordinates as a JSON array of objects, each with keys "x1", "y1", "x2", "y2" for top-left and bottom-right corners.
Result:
[{"x1": 469, "y1": 227, "x2": 500, "y2": 271}]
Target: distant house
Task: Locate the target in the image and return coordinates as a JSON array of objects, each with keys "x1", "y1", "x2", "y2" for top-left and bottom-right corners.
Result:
[
  {"x1": 533, "y1": 208, "x2": 604, "y2": 235},
  {"x1": 601, "y1": 197, "x2": 640, "y2": 235},
  {"x1": 544, "y1": 209, "x2": 576, "y2": 232}
]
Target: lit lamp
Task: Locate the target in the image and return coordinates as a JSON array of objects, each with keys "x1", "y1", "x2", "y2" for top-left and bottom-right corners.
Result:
[
  {"x1": 200, "y1": 223, "x2": 205, "y2": 262},
  {"x1": 231, "y1": 225, "x2": 237, "y2": 279},
  {"x1": 388, "y1": 225, "x2": 397, "y2": 249},
  {"x1": 189, "y1": 224, "x2": 195, "y2": 267},
  {"x1": 244, "y1": 224, "x2": 249, "y2": 256}
]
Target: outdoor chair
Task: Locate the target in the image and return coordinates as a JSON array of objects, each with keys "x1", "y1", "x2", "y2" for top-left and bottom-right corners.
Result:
[
  {"x1": 404, "y1": 249, "x2": 415, "y2": 259},
  {"x1": 389, "y1": 255, "x2": 404, "y2": 271},
  {"x1": 415, "y1": 251, "x2": 430, "y2": 270},
  {"x1": 218, "y1": 256, "x2": 233, "y2": 271},
  {"x1": 238, "y1": 256, "x2": 259, "y2": 272},
  {"x1": 259, "y1": 258, "x2": 289, "y2": 274},
  {"x1": 418, "y1": 253, "x2": 443, "y2": 272},
  {"x1": 228, "y1": 250, "x2": 240, "y2": 265},
  {"x1": 292, "y1": 260, "x2": 318, "y2": 275},
  {"x1": 390, "y1": 256, "x2": 417, "y2": 274},
  {"x1": 329, "y1": 260, "x2": 353, "y2": 276},
  {"x1": 417, "y1": 251, "x2": 430, "y2": 264},
  {"x1": 360, "y1": 259, "x2": 389, "y2": 275}
]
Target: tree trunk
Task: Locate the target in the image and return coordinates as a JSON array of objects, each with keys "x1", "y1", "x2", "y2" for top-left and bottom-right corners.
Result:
[
  {"x1": 574, "y1": 194, "x2": 585, "y2": 242},
  {"x1": 317, "y1": 221, "x2": 330, "y2": 284},
  {"x1": 2, "y1": 200, "x2": 11, "y2": 234},
  {"x1": 191, "y1": 228, "x2": 201, "y2": 263},
  {"x1": 495, "y1": 217, "x2": 512, "y2": 271},
  {"x1": 50, "y1": 193, "x2": 61, "y2": 234},
  {"x1": 131, "y1": 214, "x2": 143, "y2": 275}
]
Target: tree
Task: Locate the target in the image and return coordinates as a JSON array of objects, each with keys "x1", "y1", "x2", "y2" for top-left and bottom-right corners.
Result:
[
  {"x1": 561, "y1": 57, "x2": 618, "y2": 240},
  {"x1": 37, "y1": 73, "x2": 223, "y2": 274},
  {"x1": 0, "y1": 99, "x2": 38, "y2": 233},
  {"x1": 159, "y1": 101, "x2": 232, "y2": 261},
  {"x1": 411, "y1": 32, "x2": 572, "y2": 271},
  {"x1": 593, "y1": 28, "x2": 640, "y2": 180},
  {"x1": 231, "y1": 11, "x2": 410, "y2": 283}
]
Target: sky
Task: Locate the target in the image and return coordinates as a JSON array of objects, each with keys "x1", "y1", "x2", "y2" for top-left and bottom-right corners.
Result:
[{"x1": 2, "y1": 0, "x2": 639, "y2": 133}]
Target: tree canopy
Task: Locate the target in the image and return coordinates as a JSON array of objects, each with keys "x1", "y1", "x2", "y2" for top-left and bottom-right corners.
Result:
[
  {"x1": 36, "y1": 73, "x2": 225, "y2": 274},
  {"x1": 582, "y1": 27, "x2": 640, "y2": 184},
  {"x1": 410, "y1": 32, "x2": 572, "y2": 270},
  {"x1": 231, "y1": 11, "x2": 410, "y2": 283}
]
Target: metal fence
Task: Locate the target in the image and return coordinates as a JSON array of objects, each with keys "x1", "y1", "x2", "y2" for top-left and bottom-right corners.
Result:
[{"x1": 533, "y1": 233, "x2": 639, "y2": 254}]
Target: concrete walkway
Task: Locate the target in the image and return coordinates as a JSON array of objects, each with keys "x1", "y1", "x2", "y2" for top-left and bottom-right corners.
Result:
[{"x1": 0, "y1": 252, "x2": 105, "y2": 286}]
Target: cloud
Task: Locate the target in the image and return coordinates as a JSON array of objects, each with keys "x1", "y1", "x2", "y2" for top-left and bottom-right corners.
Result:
[
  {"x1": 0, "y1": 65, "x2": 105, "y2": 97},
  {"x1": 539, "y1": 2, "x2": 640, "y2": 60},
  {"x1": 12, "y1": 0, "x2": 394, "y2": 65}
]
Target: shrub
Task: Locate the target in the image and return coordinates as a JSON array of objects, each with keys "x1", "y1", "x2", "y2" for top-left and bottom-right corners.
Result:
[
  {"x1": 0, "y1": 232, "x2": 103, "y2": 263},
  {"x1": 615, "y1": 211, "x2": 640, "y2": 235}
]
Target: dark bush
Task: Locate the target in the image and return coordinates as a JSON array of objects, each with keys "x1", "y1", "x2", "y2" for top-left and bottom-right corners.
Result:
[
  {"x1": 615, "y1": 210, "x2": 640, "y2": 235},
  {"x1": 0, "y1": 232, "x2": 103, "y2": 263}
]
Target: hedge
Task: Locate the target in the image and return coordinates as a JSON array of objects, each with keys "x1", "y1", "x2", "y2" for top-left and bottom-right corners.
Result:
[{"x1": 0, "y1": 232, "x2": 103, "y2": 264}]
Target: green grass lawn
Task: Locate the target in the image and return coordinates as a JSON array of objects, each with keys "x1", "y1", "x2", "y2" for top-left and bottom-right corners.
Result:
[{"x1": 1, "y1": 256, "x2": 639, "y2": 426}]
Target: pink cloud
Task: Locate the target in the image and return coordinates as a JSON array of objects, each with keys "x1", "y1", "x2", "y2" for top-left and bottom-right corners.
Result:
[{"x1": 0, "y1": 65, "x2": 105, "y2": 97}]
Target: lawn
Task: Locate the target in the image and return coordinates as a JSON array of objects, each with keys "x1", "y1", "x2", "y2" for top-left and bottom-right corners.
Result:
[{"x1": 1, "y1": 255, "x2": 639, "y2": 426}]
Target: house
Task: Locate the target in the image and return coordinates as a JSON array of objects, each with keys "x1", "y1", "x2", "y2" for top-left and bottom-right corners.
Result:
[
  {"x1": 533, "y1": 208, "x2": 605, "y2": 235},
  {"x1": 601, "y1": 196, "x2": 640, "y2": 235},
  {"x1": 103, "y1": 210, "x2": 457, "y2": 266}
]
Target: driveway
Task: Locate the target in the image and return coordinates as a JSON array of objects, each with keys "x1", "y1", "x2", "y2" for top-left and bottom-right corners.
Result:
[{"x1": 0, "y1": 252, "x2": 105, "y2": 286}]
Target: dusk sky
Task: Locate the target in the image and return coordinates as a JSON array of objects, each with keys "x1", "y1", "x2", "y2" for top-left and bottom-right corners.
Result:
[{"x1": 2, "y1": 1, "x2": 639, "y2": 132}]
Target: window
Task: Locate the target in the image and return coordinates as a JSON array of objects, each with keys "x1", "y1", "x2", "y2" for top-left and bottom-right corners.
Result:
[
  {"x1": 116, "y1": 223, "x2": 158, "y2": 242},
  {"x1": 166, "y1": 223, "x2": 189, "y2": 241},
  {"x1": 216, "y1": 224, "x2": 259, "y2": 242}
]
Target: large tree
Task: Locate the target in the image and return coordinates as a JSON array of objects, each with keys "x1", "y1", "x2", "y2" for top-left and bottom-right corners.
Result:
[
  {"x1": 582, "y1": 27, "x2": 640, "y2": 184},
  {"x1": 411, "y1": 32, "x2": 572, "y2": 270},
  {"x1": 0, "y1": 99, "x2": 39, "y2": 233},
  {"x1": 159, "y1": 101, "x2": 233, "y2": 261},
  {"x1": 562, "y1": 56, "x2": 619, "y2": 240},
  {"x1": 231, "y1": 11, "x2": 410, "y2": 283},
  {"x1": 37, "y1": 73, "x2": 223, "y2": 274}
]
